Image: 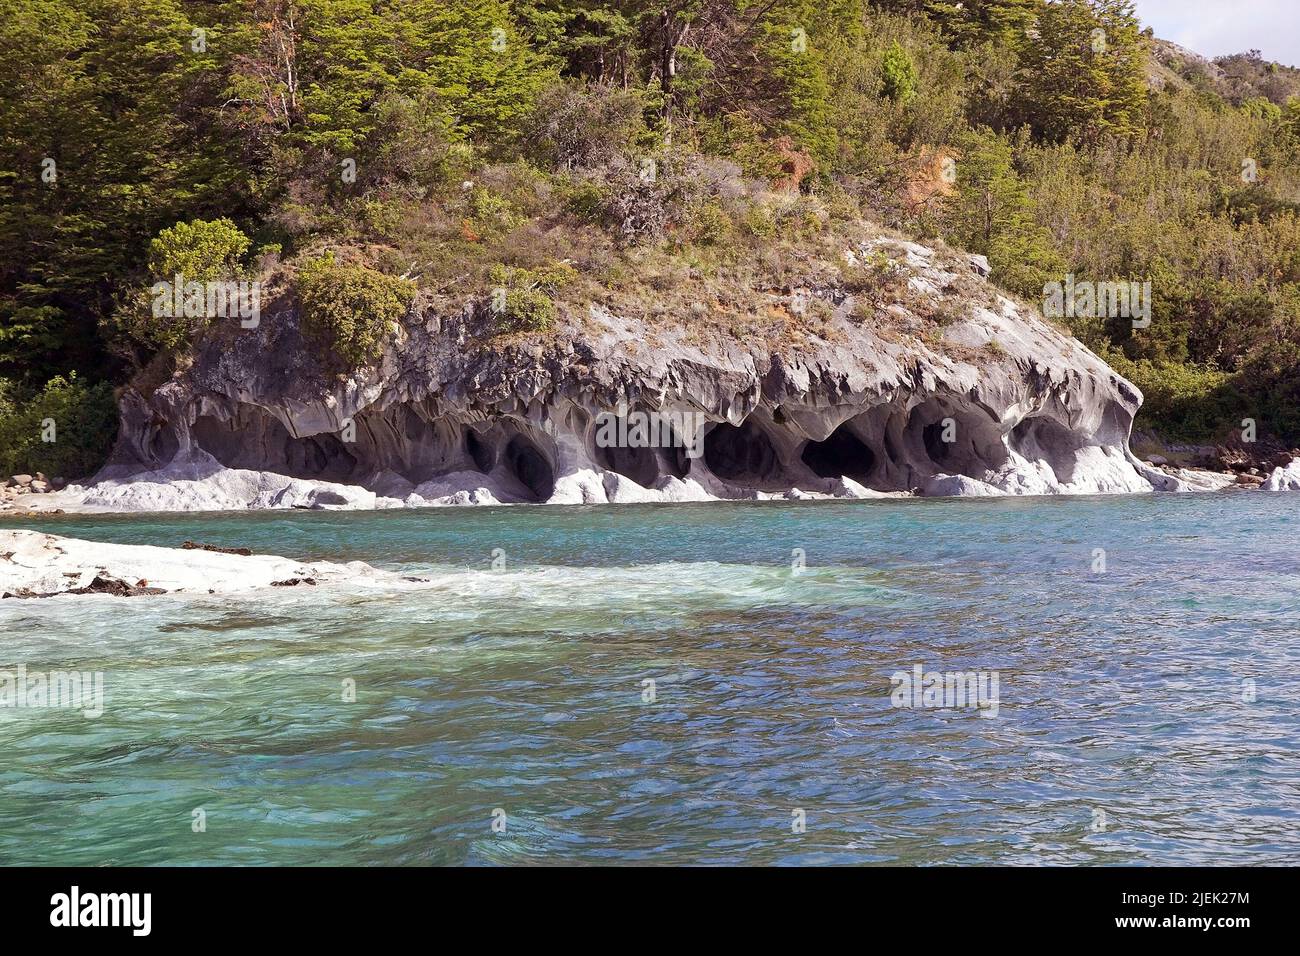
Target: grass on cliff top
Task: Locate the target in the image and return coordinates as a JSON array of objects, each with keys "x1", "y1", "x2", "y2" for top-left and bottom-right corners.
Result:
[{"x1": 329, "y1": 160, "x2": 1012, "y2": 358}]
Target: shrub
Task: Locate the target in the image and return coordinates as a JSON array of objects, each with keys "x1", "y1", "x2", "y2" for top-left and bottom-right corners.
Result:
[
  {"x1": 487, "y1": 263, "x2": 572, "y2": 333},
  {"x1": 697, "y1": 111, "x2": 787, "y2": 180},
  {"x1": 498, "y1": 287, "x2": 556, "y2": 332},
  {"x1": 689, "y1": 199, "x2": 734, "y2": 245},
  {"x1": 0, "y1": 373, "x2": 119, "y2": 480},
  {"x1": 110, "y1": 219, "x2": 253, "y2": 352},
  {"x1": 526, "y1": 82, "x2": 649, "y2": 172},
  {"x1": 595, "y1": 149, "x2": 715, "y2": 243},
  {"x1": 560, "y1": 177, "x2": 610, "y2": 223},
  {"x1": 360, "y1": 93, "x2": 454, "y2": 196},
  {"x1": 466, "y1": 187, "x2": 525, "y2": 235},
  {"x1": 1103, "y1": 350, "x2": 1243, "y2": 442},
  {"x1": 1235, "y1": 331, "x2": 1300, "y2": 440},
  {"x1": 741, "y1": 203, "x2": 778, "y2": 240},
  {"x1": 781, "y1": 195, "x2": 831, "y2": 240},
  {"x1": 843, "y1": 248, "x2": 907, "y2": 292},
  {"x1": 148, "y1": 218, "x2": 250, "y2": 284},
  {"x1": 296, "y1": 255, "x2": 415, "y2": 369}
]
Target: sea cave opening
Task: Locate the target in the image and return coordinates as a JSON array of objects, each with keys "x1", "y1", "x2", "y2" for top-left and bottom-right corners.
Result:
[
  {"x1": 800, "y1": 424, "x2": 877, "y2": 481},
  {"x1": 703, "y1": 420, "x2": 780, "y2": 483},
  {"x1": 504, "y1": 434, "x2": 555, "y2": 501}
]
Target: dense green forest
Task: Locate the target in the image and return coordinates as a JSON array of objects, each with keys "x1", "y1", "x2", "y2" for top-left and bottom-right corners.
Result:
[{"x1": 3, "y1": 0, "x2": 1300, "y2": 477}]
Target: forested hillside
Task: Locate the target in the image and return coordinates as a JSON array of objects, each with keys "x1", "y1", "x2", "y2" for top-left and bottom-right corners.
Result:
[{"x1": 3, "y1": 0, "x2": 1300, "y2": 477}]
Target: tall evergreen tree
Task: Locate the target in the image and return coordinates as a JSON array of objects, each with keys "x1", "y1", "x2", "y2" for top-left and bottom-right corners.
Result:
[
  {"x1": 1016, "y1": 0, "x2": 1147, "y2": 143},
  {"x1": 924, "y1": 0, "x2": 1041, "y2": 49}
]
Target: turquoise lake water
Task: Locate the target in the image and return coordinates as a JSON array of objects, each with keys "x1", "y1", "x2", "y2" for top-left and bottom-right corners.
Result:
[{"x1": 1, "y1": 493, "x2": 1298, "y2": 865}]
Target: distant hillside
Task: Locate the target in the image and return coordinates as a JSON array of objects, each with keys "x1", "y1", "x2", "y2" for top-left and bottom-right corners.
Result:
[
  {"x1": 1215, "y1": 50, "x2": 1300, "y2": 106},
  {"x1": 1149, "y1": 37, "x2": 1300, "y2": 106}
]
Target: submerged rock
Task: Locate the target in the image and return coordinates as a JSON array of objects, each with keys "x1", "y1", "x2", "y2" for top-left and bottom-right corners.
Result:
[
  {"x1": 181, "y1": 540, "x2": 253, "y2": 556},
  {"x1": 55, "y1": 230, "x2": 1178, "y2": 511}
]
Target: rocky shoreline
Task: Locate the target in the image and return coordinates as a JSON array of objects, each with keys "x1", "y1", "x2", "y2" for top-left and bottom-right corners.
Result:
[
  {"x1": 14, "y1": 457, "x2": 1298, "y2": 517},
  {"x1": 8, "y1": 430, "x2": 1300, "y2": 517},
  {"x1": 10, "y1": 228, "x2": 1300, "y2": 514},
  {"x1": 1, "y1": 472, "x2": 69, "y2": 514}
]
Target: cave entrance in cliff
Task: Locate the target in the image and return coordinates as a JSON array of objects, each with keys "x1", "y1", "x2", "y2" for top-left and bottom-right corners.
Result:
[
  {"x1": 148, "y1": 420, "x2": 179, "y2": 466},
  {"x1": 922, "y1": 422, "x2": 954, "y2": 464},
  {"x1": 466, "y1": 429, "x2": 495, "y2": 473},
  {"x1": 906, "y1": 399, "x2": 1010, "y2": 479},
  {"x1": 595, "y1": 415, "x2": 689, "y2": 486},
  {"x1": 504, "y1": 435, "x2": 555, "y2": 501},
  {"x1": 193, "y1": 413, "x2": 359, "y2": 481},
  {"x1": 597, "y1": 444, "x2": 660, "y2": 487},
  {"x1": 703, "y1": 420, "x2": 780, "y2": 484},
  {"x1": 1010, "y1": 416, "x2": 1080, "y2": 483},
  {"x1": 800, "y1": 425, "x2": 876, "y2": 481}
]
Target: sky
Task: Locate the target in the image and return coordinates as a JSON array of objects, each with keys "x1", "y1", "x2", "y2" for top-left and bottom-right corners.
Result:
[{"x1": 1130, "y1": 0, "x2": 1299, "y2": 67}]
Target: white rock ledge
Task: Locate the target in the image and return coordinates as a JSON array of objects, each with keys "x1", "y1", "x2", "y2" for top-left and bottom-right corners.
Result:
[
  {"x1": 0, "y1": 530, "x2": 389, "y2": 597},
  {"x1": 1263, "y1": 460, "x2": 1300, "y2": 491}
]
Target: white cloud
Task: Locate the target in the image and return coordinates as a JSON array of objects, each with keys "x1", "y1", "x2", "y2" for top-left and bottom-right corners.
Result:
[{"x1": 1131, "y1": 0, "x2": 1299, "y2": 67}]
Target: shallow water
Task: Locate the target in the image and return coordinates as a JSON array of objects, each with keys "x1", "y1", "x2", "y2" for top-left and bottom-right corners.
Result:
[{"x1": 1, "y1": 493, "x2": 1298, "y2": 865}]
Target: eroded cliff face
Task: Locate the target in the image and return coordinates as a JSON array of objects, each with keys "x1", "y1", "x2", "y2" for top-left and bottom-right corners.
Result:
[{"x1": 65, "y1": 232, "x2": 1161, "y2": 511}]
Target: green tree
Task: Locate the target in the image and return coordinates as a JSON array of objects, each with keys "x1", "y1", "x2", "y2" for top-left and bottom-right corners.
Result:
[
  {"x1": 516, "y1": 1, "x2": 640, "y2": 83},
  {"x1": 757, "y1": 4, "x2": 837, "y2": 163},
  {"x1": 399, "y1": 0, "x2": 553, "y2": 146},
  {"x1": 0, "y1": 372, "x2": 118, "y2": 479},
  {"x1": 1016, "y1": 0, "x2": 1147, "y2": 143},
  {"x1": 881, "y1": 41, "x2": 918, "y2": 103},
  {"x1": 0, "y1": 0, "x2": 239, "y2": 387},
  {"x1": 924, "y1": 0, "x2": 1039, "y2": 49},
  {"x1": 945, "y1": 128, "x2": 1063, "y2": 297}
]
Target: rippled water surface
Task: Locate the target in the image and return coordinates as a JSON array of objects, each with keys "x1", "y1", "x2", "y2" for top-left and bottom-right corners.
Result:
[{"x1": 2, "y1": 494, "x2": 1298, "y2": 865}]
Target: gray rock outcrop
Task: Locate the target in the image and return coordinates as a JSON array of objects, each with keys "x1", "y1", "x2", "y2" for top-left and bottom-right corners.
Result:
[{"x1": 61, "y1": 232, "x2": 1167, "y2": 511}]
